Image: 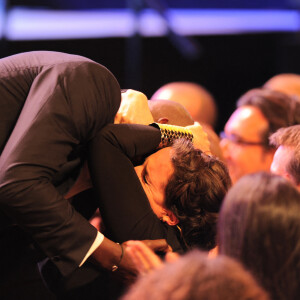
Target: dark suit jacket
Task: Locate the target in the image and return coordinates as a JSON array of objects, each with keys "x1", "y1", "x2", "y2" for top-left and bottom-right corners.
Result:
[{"x1": 0, "y1": 51, "x2": 121, "y2": 277}]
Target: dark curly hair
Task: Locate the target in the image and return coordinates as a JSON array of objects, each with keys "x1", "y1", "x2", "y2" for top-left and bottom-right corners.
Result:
[{"x1": 165, "y1": 139, "x2": 231, "y2": 250}]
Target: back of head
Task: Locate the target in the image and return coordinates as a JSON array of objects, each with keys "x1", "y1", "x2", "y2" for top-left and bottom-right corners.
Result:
[
  {"x1": 147, "y1": 99, "x2": 194, "y2": 126},
  {"x1": 269, "y1": 125, "x2": 300, "y2": 185},
  {"x1": 166, "y1": 140, "x2": 231, "y2": 251},
  {"x1": 151, "y1": 82, "x2": 217, "y2": 127},
  {"x1": 148, "y1": 98, "x2": 224, "y2": 160},
  {"x1": 237, "y1": 88, "x2": 300, "y2": 144},
  {"x1": 263, "y1": 73, "x2": 300, "y2": 98},
  {"x1": 122, "y1": 250, "x2": 270, "y2": 300},
  {"x1": 218, "y1": 172, "x2": 300, "y2": 300}
]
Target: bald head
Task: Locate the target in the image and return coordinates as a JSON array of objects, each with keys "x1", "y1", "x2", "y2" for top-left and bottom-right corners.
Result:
[
  {"x1": 264, "y1": 73, "x2": 300, "y2": 98},
  {"x1": 151, "y1": 82, "x2": 217, "y2": 127},
  {"x1": 148, "y1": 99, "x2": 224, "y2": 160},
  {"x1": 148, "y1": 99, "x2": 194, "y2": 126}
]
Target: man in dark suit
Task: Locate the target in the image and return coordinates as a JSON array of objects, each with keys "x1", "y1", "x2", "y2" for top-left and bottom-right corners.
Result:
[
  {"x1": 0, "y1": 51, "x2": 132, "y2": 299},
  {"x1": 0, "y1": 51, "x2": 181, "y2": 300}
]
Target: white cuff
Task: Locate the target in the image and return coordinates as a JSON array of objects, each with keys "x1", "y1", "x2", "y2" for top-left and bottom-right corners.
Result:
[{"x1": 79, "y1": 231, "x2": 104, "y2": 267}]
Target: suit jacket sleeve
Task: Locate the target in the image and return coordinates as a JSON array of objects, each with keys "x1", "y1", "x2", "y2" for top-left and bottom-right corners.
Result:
[
  {"x1": 0, "y1": 52, "x2": 121, "y2": 276},
  {"x1": 88, "y1": 124, "x2": 184, "y2": 253}
]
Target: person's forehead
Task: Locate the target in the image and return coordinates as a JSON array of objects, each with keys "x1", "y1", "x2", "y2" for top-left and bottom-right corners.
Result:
[
  {"x1": 271, "y1": 147, "x2": 286, "y2": 174},
  {"x1": 147, "y1": 149, "x2": 174, "y2": 181},
  {"x1": 148, "y1": 148, "x2": 172, "y2": 168},
  {"x1": 273, "y1": 146, "x2": 292, "y2": 164},
  {"x1": 147, "y1": 148, "x2": 174, "y2": 191},
  {"x1": 225, "y1": 106, "x2": 268, "y2": 137}
]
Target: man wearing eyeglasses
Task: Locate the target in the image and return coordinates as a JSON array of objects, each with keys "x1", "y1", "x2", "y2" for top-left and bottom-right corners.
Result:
[{"x1": 220, "y1": 88, "x2": 300, "y2": 184}]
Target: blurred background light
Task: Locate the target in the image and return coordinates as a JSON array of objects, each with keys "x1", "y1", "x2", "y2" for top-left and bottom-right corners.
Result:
[{"x1": 2, "y1": 8, "x2": 300, "y2": 40}]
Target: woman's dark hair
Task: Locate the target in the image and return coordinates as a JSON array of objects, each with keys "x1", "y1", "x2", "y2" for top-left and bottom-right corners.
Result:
[
  {"x1": 122, "y1": 250, "x2": 269, "y2": 300},
  {"x1": 218, "y1": 172, "x2": 300, "y2": 300},
  {"x1": 165, "y1": 139, "x2": 231, "y2": 250}
]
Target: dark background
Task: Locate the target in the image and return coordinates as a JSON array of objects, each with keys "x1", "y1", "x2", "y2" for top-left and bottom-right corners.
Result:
[{"x1": 1, "y1": 0, "x2": 300, "y2": 132}]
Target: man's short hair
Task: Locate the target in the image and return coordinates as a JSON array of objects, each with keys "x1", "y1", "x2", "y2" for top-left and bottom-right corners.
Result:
[
  {"x1": 166, "y1": 139, "x2": 231, "y2": 250},
  {"x1": 237, "y1": 88, "x2": 300, "y2": 147},
  {"x1": 269, "y1": 125, "x2": 300, "y2": 185}
]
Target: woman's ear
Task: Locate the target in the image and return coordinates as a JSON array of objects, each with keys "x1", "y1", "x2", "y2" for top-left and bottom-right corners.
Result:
[{"x1": 162, "y1": 210, "x2": 179, "y2": 226}]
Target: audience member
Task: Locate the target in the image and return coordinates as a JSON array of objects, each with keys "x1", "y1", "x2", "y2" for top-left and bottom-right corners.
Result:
[
  {"x1": 151, "y1": 81, "x2": 217, "y2": 128},
  {"x1": 147, "y1": 99, "x2": 194, "y2": 126},
  {"x1": 220, "y1": 88, "x2": 300, "y2": 183},
  {"x1": 122, "y1": 249, "x2": 270, "y2": 300},
  {"x1": 263, "y1": 73, "x2": 300, "y2": 98},
  {"x1": 148, "y1": 97, "x2": 225, "y2": 160},
  {"x1": 269, "y1": 125, "x2": 300, "y2": 189},
  {"x1": 218, "y1": 172, "x2": 300, "y2": 300},
  {"x1": 149, "y1": 84, "x2": 224, "y2": 159}
]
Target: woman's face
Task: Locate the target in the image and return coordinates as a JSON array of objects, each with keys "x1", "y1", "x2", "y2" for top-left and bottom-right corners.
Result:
[{"x1": 134, "y1": 147, "x2": 175, "y2": 222}]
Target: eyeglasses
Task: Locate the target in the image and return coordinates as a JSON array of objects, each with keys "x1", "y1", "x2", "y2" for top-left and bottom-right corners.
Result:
[{"x1": 219, "y1": 131, "x2": 266, "y2": 146}]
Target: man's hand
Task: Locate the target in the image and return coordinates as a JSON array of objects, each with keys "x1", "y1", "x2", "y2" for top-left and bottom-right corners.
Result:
[
  {"x1": 186, "y1": 122, "x2": 211, "y2": 154},
  {"x1": 92, "y1": 237, "x2": 171, "y2": 285},
  {"x1": 114, "y1": 89, "x2": 154, "y2": 125}
]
